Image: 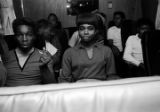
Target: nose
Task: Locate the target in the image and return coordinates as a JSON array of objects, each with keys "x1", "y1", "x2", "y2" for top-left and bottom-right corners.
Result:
[
  {"x1": 23, "y1": 34, "x2": 27, "y2": 41},
  {"x1": 84, "y1": 28, "x2": 89, "y2": 34}
]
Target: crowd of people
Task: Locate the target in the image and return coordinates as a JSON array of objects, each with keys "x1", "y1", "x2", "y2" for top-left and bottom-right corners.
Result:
[{"x1": 0, "y1": 11, "x2": 155, "y2": 87}]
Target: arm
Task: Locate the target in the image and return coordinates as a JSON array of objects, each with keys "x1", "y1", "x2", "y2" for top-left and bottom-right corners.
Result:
[
  {"x1": 50, "y1": 35, "x2": 62, "y2": 67},
  {"x1": 123, "y1": 37, "x2": 141, "y2": 66},
  {"x1": 58, "y1": 49, "x2": 72, "y2": 83},
  {"x1": 107, "y1": 28, "x2": 121, "y2": 57},
  {"x1": 39, "y1": 50, "x2": 57, "y2": 83},
  {"x1": 105, "y1": 47, "x2": 120, "y2": 80},
  {"x1": 68, "y1": 31, "x2": 79, "y2": 47},
  {"x1": 107, "y1": 28, "x2": 114, "y2": 46},
  {"x1": 51, "y1": 47, "x2": 61, "y2": 70}
]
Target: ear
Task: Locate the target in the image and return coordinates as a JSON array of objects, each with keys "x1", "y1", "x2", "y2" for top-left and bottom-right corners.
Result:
[{"x1": 95, "y1": 29, "x2": 99, "y2": 35}]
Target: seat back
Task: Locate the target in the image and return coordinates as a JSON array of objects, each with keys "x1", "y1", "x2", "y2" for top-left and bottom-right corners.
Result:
[
  {"x1": 142, "y1": 30, "x2": 160, "y2": 75},
  {"x1": 0, "y1": 77, "x2": 160, "y2": 112},
  {"x1": 64, "y1": 27, "x2": 77, "y2": 40},
  {"x1": 4, "y1": 35, "x2": 17, "y2": 50}
]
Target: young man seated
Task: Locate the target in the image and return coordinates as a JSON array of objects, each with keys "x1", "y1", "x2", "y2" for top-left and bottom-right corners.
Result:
[
  {"x1": 59, "y1": 13, "x2": 119, "y2": 83},
  {"x1": 1, "y1": 17, "x2": 56, "y2": 86},
  {"x1": 123, "y1": 18, "x2": 154, "y2": 77}
]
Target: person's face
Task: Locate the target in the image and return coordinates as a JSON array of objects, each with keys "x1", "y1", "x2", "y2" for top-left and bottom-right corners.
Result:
[
  {"x1": 78, "y1": 24, "x2": 96, "y2": 43},
  {"x1": 38, "y1": 27, "x2": 51, "y2": 41},
  {"x1": 48, "y1": 16, "x2": 57, "y2": 27},
  {"x1": 139, "y1": 25, "x2": 150, "y2": 34},
  {"x1": 138, "y1": 24, "x2": 151, "y2": 38},
  {"x1": 113, "y1": 14, "x2": 122, "y2": 27},
  {"x1": 15, "y1": 25, "x2": 35, "y2": 51}
]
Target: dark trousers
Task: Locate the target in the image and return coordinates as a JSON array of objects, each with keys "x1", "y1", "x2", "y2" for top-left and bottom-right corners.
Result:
[{"x1": 126, "y1": 63, "x2": 146, "y2": 78}]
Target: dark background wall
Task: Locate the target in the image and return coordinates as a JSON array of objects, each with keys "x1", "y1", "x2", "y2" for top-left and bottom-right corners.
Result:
[
  {"x1": 13, "y1": 0, "x2": 23, "y2": 18},
  {"x1": 12, "y1": 0, "x2": 158, "y2": 27},
  {"x1": 141, "y1": 0, "x2": 158, "y2": 24}
]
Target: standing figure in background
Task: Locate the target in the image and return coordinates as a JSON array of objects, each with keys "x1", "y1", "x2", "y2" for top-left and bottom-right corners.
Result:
[
  {"x1": 48, "y1": 13, "x2": 69, "y2": 54},
  {"x1": 59, "y1": 13, "x2": 118, "y2": 83}
]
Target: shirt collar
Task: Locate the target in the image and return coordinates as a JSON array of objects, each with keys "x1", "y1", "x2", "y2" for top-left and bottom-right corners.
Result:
[
  {"x1": 76, "y1": 42, "x2": 102, "y2": 49},
  {"x1": 135, "y1": 34, "x2": 141, "y2": 40},
  {"x1": 15, "y1": 47, "x2": 35, "y2": 56}
]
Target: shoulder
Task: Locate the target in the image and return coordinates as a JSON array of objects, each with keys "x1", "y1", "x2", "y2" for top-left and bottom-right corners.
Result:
[
  {"x1": 108, "y1": 26, "x2": 117, "y2": 31},
  {"x1": 71, "y1": 31, "x2": 79, "y2": 39},
  {"x1": 1, "y1": 49, "x2": 15, "y2": 61},
  {"x1": 127, "y1": 34, "x2": 138, "y2": 42},
  {"x1": 8, "y1": 49, "x2": 14, "y2": 53},
  {"x1": 35, "y1": 48, "x2": 45, "y2": 56},
  {"x1": 63, "y1": 47, "x2": 75, "y2": 56},
  {"x1": 5, "y1": 49, "x2": 14, "y2": 56},
  {"x1": 73, "y1": 31, "x2": 78, "y2": 35},
  {"x1": 97, "y1": 44, "x2": 112, "y2": 53},
  {"x1": 97, "y1": 45, "x2": 114, "y2": 58}
]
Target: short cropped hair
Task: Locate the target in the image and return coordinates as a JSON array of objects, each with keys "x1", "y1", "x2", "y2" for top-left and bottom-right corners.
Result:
[
  {"x1": 76, "y1": 13, "x2": 102, "y2": 29},
  {"x1": 136, "y1": 18, "x2": 155, "y2": 30},
  {"x1": 48, "y1": 13, "x2": 58, "y2": 22},
  {"x1": 114, "y1": 11, "x2": 126, "y2": 19},
  {"x1": 12, "y1": 17, "x2": 36, "y2": 34},
  {"x1": 36, "y1": 20, "x2": 53, "y2": 31}
]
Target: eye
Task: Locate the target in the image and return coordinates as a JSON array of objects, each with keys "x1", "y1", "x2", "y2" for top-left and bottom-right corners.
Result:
[
  {"x1": 79, "y1": 26, "x2": 85, "y2": 31},
  {"x1": 87, "y1": 26, "x2": 95, "y2": 30},
  {"x1": 16, "y1": 33, "x2": 23, "y2": 37},
  {"x1": 26, "y1": 33, "x2": 34, "y2": 36}
]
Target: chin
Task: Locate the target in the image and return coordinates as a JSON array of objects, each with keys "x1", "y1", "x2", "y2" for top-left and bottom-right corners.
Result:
[
  {"x1": 20, "y1": 47, "x2": 32, "y2": 52},
  {"x1": 82, "y1": 38, "x2": 92, "y2": 42}
]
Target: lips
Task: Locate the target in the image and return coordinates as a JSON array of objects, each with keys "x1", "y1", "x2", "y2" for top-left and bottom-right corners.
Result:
[
  {"x1": 20, "y1": 42, "x2": 30, "y2": 47},
  {"x1": 22, "y1": 42, "x2": 28, "y2": 45},
  {"x1": 83, "y1": 36, "x2": 90, "y2": 39}
]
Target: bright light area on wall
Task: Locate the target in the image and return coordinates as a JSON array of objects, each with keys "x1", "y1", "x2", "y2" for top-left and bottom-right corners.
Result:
[
  {"x1": 66, "y1": 4, "x2": 71, "y2": 8},
  {"x1": 66, "y1": 0, "x2": 99, "y2": 15},
  {"x1": 79, "y1": 3, "x2": 83, "y2": 7}
]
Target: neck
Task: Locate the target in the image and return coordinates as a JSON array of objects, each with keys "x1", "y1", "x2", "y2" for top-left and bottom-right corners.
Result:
[
  {"x1": 116, "y1": 25, "x2": 121, "y2": 28},
  {"x1": 81, "y1": 40, "x2": 96, "y2": 48},
  {"x1": 16, "y1": 47, "x2": 34, "y2": 55},
  {"x1": 138, "y1": 33, "x2": 142, "y2": 39}
]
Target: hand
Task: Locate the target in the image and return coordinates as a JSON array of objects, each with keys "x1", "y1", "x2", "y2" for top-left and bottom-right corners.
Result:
[{"x1": 40, "y1": 50, "x2": 52, "y2": 65}]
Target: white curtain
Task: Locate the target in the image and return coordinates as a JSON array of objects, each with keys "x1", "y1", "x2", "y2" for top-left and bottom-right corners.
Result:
[
  {"x1": 0, "y1": 0, "x2": 16, "y2": 35},
  {"x1": 155, "y1": 0, "x2": 160, "y2": 29}
]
